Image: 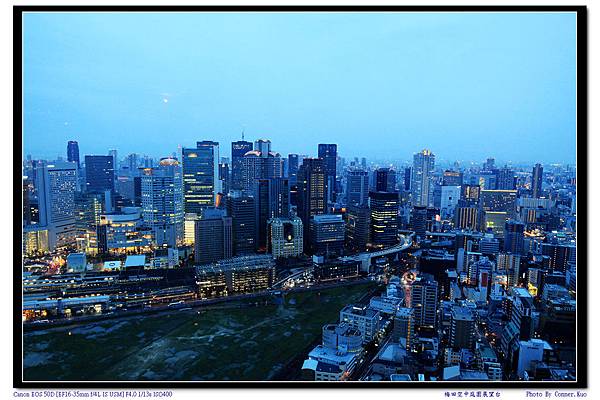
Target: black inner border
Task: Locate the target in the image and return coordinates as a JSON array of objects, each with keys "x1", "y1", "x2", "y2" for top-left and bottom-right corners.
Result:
[{"x1": 13, "y1": 4, "x2": 588, "y2": 389}]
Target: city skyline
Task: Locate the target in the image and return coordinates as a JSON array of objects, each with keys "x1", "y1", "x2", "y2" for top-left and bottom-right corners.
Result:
[{"x1": 23, "y1": 12, "x2": 576, "y2": 163}]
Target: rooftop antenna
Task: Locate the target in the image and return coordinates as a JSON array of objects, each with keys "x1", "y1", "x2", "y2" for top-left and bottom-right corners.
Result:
[{"x1": 242, "y1": 127, "x2": 245, "y2": 141}]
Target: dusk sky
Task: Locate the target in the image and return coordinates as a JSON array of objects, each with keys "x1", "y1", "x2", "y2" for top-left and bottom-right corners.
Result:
[{"x1": 23, "y1": 11, "x2": 577, "y2": 164}]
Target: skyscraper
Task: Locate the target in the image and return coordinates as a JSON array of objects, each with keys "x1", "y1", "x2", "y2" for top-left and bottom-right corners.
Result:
[
  {"x1": 297, "y1": 158, "x2": 326, "y2": 246},
  {"x1": 67, "y1": 141, "x2": 80, "y2": 168},
  {"x1": 504, "y1": 220, "x2": 525, "y2": 254},
  {"x1": 231, "y1": 140, "x2": 253, "y2": 190},
  {"x1": 450, "y1": 305, "x2": 476, "y2": 350},
  {"x1": 35, "y1": 161, "x2": 78, "y2": 250},
  {"x1": 181, "y1": 142, "x2": 218, "y2": 213},
  {"x1": 496, "y1": 167, "x2": 516, "y2": 190},
  {"x1": 85, "y1": 155, "x2": 114, "y2": 193},
  {"x1": 255, "y1": 177, "x2": 290, "y2": 250},
  {"x1": 309, "y1": 214, "x2": 345, "y2": 256},
  {"x1": 345, "y1": 204, "x2": 370, "y2": 252},
  {"x1": 405, "y1": 273, "x2": 438, "y2": 328},
  {"x1": 532, "y1": 163, "x2": 544, "y2": 198},
  {"x1": 240, "y1": 140, "x2": 283, "y2": 192},
  {"x1": 194, "y1": 208, "x2": 232, "y2": 265},
  {"x1": 318, "y1": 144, "x2": 337, "y2": 203},
  {"x1": 141, "y1": 158, "x2": 184, "y2": 247},
  {"x1": 225, "y1": 192, "x2": 256, "y2": 255},
  {"x1": 287, "y1": 154, "x2": 300, "y2": 186},
  {"x1": 345, "y1": 168, "x2": 369, "y2": 206},
  {"x1": 411, "y1": 149, "x2": 435, "y2": 207},
  {"x1": 375, "y1": 167, "x2": 397, "y2": 192},
  {"x1": 369, "y1": 191, "x2": 399, "y2": 246}
]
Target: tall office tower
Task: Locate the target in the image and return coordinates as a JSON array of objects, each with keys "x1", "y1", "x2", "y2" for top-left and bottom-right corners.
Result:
[
  {"x1": 255, "y1": 178, "x2": 290, "y2": 251},
  {"x1": 484, "y1": 157, "x2": 495, "y2": 172},
  {"x1": 346, "y1": 204, "x2": 371, "y2": 252},
  {"x1": 35, "y1": 161, "x2": 78, "y2": 250},
  {"x1": 454, "y1": 206, "x2": 479, "y2": 231},
  {"x1": 497, "y1": 252, "x2": 522, "y2": 286},
  {"x1": 375, "y1": 167, "x2": 397, "y2": 192},
  {"x1": 403, "y1": 167, "x2": 411, "y2": 191},
  {"x1": 496, "y1": 167, "x2": 516, "y2": 190},
  {"x1": 267, "y1": 217, "x2": 304, "y2": 258},
  {"x1": 231, "y1": 140, "x2": 253, "y2": 190},
  {"x1": 288, "y1": 154, "x2": 300, "y2": 186},
  {"x1": 532, "y1": 163, "x2": 544, "y2": 198},
  {"x1": 541, "y1": 243, "x2": 576, "y2": 273},
  {"x1": 393, "y1": 308, "x2": 415, "y2": 350},
  {"x1": 67, "y1": 141, "x2": 80, "y2": 168},
  {"x1": 480, "y1": 189, "x2": 518, "y2": 219},
  {"x1": 194, "y1": 208, "x2": 232, "y2": 265},
  {"x1": 297, "y1": 158, "x2": 326, "y2": 246},
  {"x1": 218, "y1": 160, "x2": 230, "y2": 195},
  {"x1": 141, "y1": 158, "x2": 184, "y2": 247},
  {"x1": 109, "y1": 149, "x2": 118, "y2": 170},
  {"x1": 240, "y1": 140, "x2": 283, "y2": 192},
  {"x1": 197, "y1": 140, "x2": 221, "y2": 198},
  {"x1": 361, "y1": 157, "x2": 367, "y2": 168},
  {"x1": 440, "y1": 185, "x2": 462, "y2": 219},
  {"x1": 181, "y1": 142, "x2": 218, "y2": 213},
  {"x1": 225, "y1": 192, "x2": 256, "y2": 255},
  {"x1": 450, "y1": 305, "x2": 476, "y2": 350},
  {"x1": 22, "y1": 177, "x2": 31, "y2": 226},
  {"x1": 405, "y1": 273, "x2": 438, "y2": 328},
  {"x1": 85, "y1": 155, "x2": 114, "y2": 193},
  {"x1": 504, "y1": 220, "x2": 525, "y2": 254},
  {"x1": 346, "y1": 168, "x2": 369, "y2": 206},
  {"x1": 410, "y1": 205, "x2": 428, "y2": 238},
  {"x1": 442, "y1": 170, "x2": 463, "y2": 186},
  {"x1": 309, "y1": 214, "x2": 345, "y2": 256},
  {"x1": 411, "y1": 149, "x2": 435, "y2": 207},
  {"x1": 369, "y1": 191, "x2": 399, "y2": 246},
  {"x1": 318, "y1": 143, "x2": 338, "y2": 203}
]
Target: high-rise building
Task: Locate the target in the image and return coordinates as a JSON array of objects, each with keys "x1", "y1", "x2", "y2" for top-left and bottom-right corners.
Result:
[
  {"x1": 440, "y1": 185, "x2": 462, "y2": 219},
  {"x1": 496, "y1": 167, "x2": 516, "y2": 190},
  {"x1": 181, "y1": 141, "x2": 220, "y2": 213},
  {"x1": 541, "y1": 243, "x2": 576, "y2": 273},
  {"x1": 231, "y1": 140, "x2": 253, "y2": 190},
  {"x1": 309, "y1": 214, "x2": 345, "y2": 256},
  {"x1": 369, "y1": 191, "x2": 399, "y2": 246},
  {"x1": 255, "y1": 178, "x2": 290, "y2": 250},
  {"x1": 480, "y1": 189, "x2": 518, "y2": 218},
  {"x1": 35, "y1": 161, "x2": 78, "y2": 250},
  {"x1": 67, "y1": 141, "x2": 80, "y2": 168},
  {"x1": 194, "y1": 208, "x2": 232, "y2": 265},
  {"x1": 345, "y1": 168, "x2": 370, "y2": 206},
  {"x1": 497, "y1": 252, "x2": 521, "y2": 287},
  {"x1": 297, "y1": 158, "x2": 326, "y2": 245},
  {"x1": 141, "y1": 158, "x2": 184, "y2": 247},
  {"x1": 393, "y1": 307, "x2": 414, "y2": 350},
  {"x1": 85, "y1": 155, "x2": 114, "y2": 193},
  {"x1": 450, "y1": 305, "x2": 476, "y2": 349},
  {"x1": 218, "y1": 160, "x2": 230, "y2": 195},
  {"x1": 410, "y1": 205, "x2": 428, "y2": 238},
  {"x1": 454, "y1": 206, "x2": 479, "y2": 231},
  {"x1": 240, "y1": 140, "x2": 283, "y2": 192},
  {"x1": 405, "y1": 273, "x2": 438, "y2": 328},
  {"x1": 225, "y1": 192, "x2": 256, "y2": 255},
  {"x1": 267, "y1": 216, "x2": 304, "y2": 258},
  {"x1": 504, "y1": 220, "x2": 525, "y2": 254},
  {"x1": 318, "y1": 144, "x2": 337, "y2": 203},
  {"x1": 403, "y1": 167, "x2": 411, "y2": 191},
  {"x1": 287, "y1": 154, "x2": 300, "y2": 186},
  {"x1": 411, "y1": 149, "x2": 435, "y2": 207},
  {"x1": 461, "y1": 184, "x2": 481, "y2": 205},
  {"x1": 345, "y1": 204, "x2": 370, "y2": 252},
  {"x1": 532, "y1": 163, "x2": 543, "y2": 198},
  {"x1": 375, "y1": 167, "x2": 397, "y2": 192},
  {"x1": 442, "y1": 170, "x2": 463, "y2": 186}
]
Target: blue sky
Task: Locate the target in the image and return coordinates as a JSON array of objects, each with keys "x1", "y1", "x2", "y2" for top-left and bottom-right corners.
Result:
[{"x1": 23, "y1": 12, "x2": 577, "y2": 164}]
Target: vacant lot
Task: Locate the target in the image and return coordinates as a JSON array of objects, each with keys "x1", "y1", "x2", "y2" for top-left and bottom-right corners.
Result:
[{"x1": 23, "y1": 283, "x2": 376, "y2": 381}]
